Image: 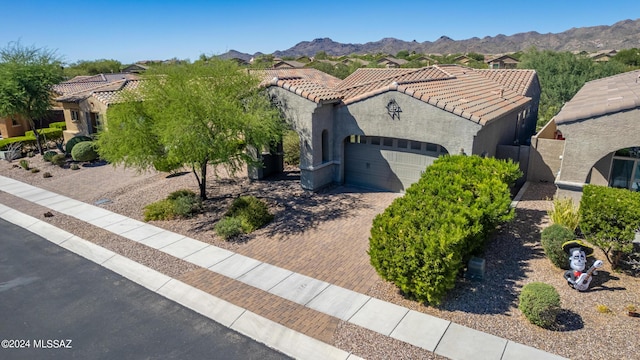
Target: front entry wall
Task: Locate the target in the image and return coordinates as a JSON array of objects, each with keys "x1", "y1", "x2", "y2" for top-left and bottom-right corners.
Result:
[
  {"x1": 556, "y1": 109, "x2": 640, "y2": 201},
  {"x1": 335, "y1": 93, "x2": 481, "y2": 188}
]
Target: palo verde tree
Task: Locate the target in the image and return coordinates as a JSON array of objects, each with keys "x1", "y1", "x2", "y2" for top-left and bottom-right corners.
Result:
[
  {"x1": 0, "y1": 41, "x2": 64, "y2": 154},
  {"x1": 96, "y1": 60, "x2": 284, "y2": 200}
]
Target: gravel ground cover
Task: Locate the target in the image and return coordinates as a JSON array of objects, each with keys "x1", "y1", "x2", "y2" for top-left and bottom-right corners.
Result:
[{"x1": 1, "y1": 155, "x2": 638, "y2": 360}]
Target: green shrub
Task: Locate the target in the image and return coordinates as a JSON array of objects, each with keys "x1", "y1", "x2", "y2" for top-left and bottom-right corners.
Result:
[
  {"x1": 580, "y1": 185, "x2": 640, "y2": 267},
  {"x1": 65, "y1": 135, "x2": 92, "y2": 154},
  {"x1": 51, "y1": 153, "x2": 67, "y2": 167},
  {"x1": 43, "y1": 151, "x2": 58, "y2": 162},
  {"x1": 225, "y1": 196, "x2": 274, "y2": 232},
  {"x1": 282, "y1": 130, "x2": 300, "y2": 166},
  {"x1": 548, "y1": 197, "x2": 580, "y2": 232},
  {"x1": 0, "y1": 136, "x2": 34, "y2": 150},
  {"x1": 19, "y1": 159, "x2": 30, "y2": 170},
  {"x1": 143, "y1": 189, "x2": 200, "y2": 221},
  {"x1": 519, "y1": 282, "x2": 561, "y2": 328},
  {"x1": 167, "y1": 189, "x2": 197, "y2": 200},
  {"x1": 42, "y1": 172, "x2": 52, "y2": 178},
  {"x1": 71, "y1": 141, "x2": 98, "y2": 162},
  {"x1": 30, "y1": 168, "x2": 40, "y2": 173},
  {"x1": 49, "y1": 121, "x2": 67, "y2": 130},
  {"x1": 70, "y1": 163, "x2": 80, "y2": 170},
  {"x1": 214, "y1": 217, "x2": 245, "y2": 240},
  {"x1": 369, "y1": 155, "x2": 522, "y2": 305},
  {"x1": 24, "y1": 127, "x2": 63, "y2": 141},
  {"x1": 541, "y1": 224, "x2": 576, "y2": 269},
  {"x1": 143, "y1": 199, "x2": 175, "y2": 221}
]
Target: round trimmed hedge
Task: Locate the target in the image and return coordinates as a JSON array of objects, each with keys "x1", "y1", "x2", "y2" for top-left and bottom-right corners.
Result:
[
  {"x1": 71, "y1": 141, "x2": 98, "y2": 162},
  {"x1": 519, "y1": 282, "x2": 561, "y2": 328},
  {"x1": 65, "y1": 135, "x2": 92, "y2": 154}
]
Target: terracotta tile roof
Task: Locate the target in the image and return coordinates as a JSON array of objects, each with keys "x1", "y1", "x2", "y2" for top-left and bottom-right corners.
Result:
[
  {"x1": 555, "y1": 69, "x2": 640, "y2": 124},
  {"x1": 53, "y1": 73, "x2": 140, "y2": 100},
  {"x1": 253, "y1": 68, "x2": 343, "y2": 103},
  {"x1": 261, "y1": 65, "x2": 536, "y2": 124},
  {"x1": 476, "y1": 68, "x2": 537, "y2": 96},
  {"x1": 336, "y1": 65, "x2": 534, "y2": 125},
  {"x1": 91, "y1": 80, "x2": 142, "y2": 105},
  {"x1": 335, "y1": 67, "x2": 453, "y2": 101}
]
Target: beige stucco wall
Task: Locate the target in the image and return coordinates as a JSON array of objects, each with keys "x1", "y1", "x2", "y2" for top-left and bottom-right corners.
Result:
[
  {"x1": 268, "y1": 87, "x2": 333, "y2": 190},
  {"x1": 557, "y1": 108, "x2": 640, "y2": 185},
  {"x1": 0, "y1": 115, "x2": 30, "y2": 138},
  {"x1": 528, "y1": 138, "x2": 565, "y2": 182},
  {"x1": 270, "y1": 87, "x2": 535, "y2": 192},
  {"x1": 336, "y1": 92, "x2": 481, "y2": 155},
  {"x1": 556, "y1": 108, "x2": 640, "y2": 201},
  {"x1": 60, "y1": 96, "x2": 109, "y2": 142}
]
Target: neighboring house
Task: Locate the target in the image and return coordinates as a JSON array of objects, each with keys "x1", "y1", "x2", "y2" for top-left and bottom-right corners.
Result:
[
  {"x1": 413, "y1": 55, "x2": 437, "y2": 66},
  {"x1": 532, "y1": 69, "x2": 640, "y2": 202},
  {"x1": 0, "y1": 111, "x2": 64, "y2": 139},
  {"x1": 122, "y1": 63, "x2": 149, "y2": 73},
  {"x1": 376, "y1": 57, "x2": 408, "y2": 68},
  {"x1": 296, "y1": 56, "x2": 312, "y2": 63},
  {"x1": 589, "y1": 50, "x2": 617, "y2": 63},
  {"x1": 52, "y1": 73, "x2": 140, "y2": 141},
  {"x1": 256, "y1": 64, "x2": 540, "y2": 192},
  {"x1": 487, "y1": 55, "x2": 520, "y2": 69},
  {"x1": 0, "y1": 115, "x2": 30, "y2": 139},
  {"x1": 340, "y1": 58, "x2": 370, "y2": 66},
  {"x1": 272, "y1": 60, "x2": 306, "y2": 69},
  {"x1": 453, "y1": 55, "x2": 472, "y2": 65}
]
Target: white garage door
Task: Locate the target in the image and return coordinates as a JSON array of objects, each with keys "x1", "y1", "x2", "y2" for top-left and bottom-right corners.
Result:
[{"x1": 344, "y1": 135, "x2": 448, "y2": 192}]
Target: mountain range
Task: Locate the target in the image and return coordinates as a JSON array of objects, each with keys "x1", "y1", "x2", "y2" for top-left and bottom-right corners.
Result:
[{"x1": 218, "y1": 18, "x2": 640, "y2": 61}]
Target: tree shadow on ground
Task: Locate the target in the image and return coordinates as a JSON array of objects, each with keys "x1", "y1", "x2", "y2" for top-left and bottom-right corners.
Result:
[
  {"x1": 189, "y1": 170, "x2": 371, "y2": 237},
  {"x1": 438, "y1": 207, "x2": 548, "y2": 315},
  {"x1": 553, "y1": 309, "x2": 584, "y2": 331}
]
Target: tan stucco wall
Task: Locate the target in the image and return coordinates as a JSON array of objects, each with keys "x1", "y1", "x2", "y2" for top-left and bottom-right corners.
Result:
[
  {"x1": 528, "y1": 138, "x2": 565, "y2": 182},
  {"x1": 557, "y1": 108, "x2": 640, "y2": 185},
  {"x1": 0, "y1": 115, "x2": 30, "y2": 138},
  {"x1": 337, "y1": 92, "x2": 481, "y2": 155},
  {"x1": 270, "y1": 87, "x2": 535, "y2": 191},
  {"x1": 59, "y1": 96, "x2": 109, "y2": 142}
]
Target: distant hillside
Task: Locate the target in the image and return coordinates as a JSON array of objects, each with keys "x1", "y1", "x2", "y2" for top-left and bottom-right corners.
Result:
[{"x1": 220, "y1": 18, "x2": 640, "y2": 59}]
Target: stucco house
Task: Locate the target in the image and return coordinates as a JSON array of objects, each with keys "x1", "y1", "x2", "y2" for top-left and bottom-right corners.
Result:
[
  {"x1": 487, "y1": 55, "x2": 520, "y2": 69},
  {"x1": 52, "y1": 73, "x2": 140, "y2": 142},
  {"x1": 258, "y1": 64, "x2": 540, "y2": 192},
  {"x1": 531, "y1": 69, "x2": 640, "y2": 201},
  {"x1": 0, "y1": 111, "x2": 65, "y2": 140},
  {"x1": 0, "y1": 114, "x2": 31, "y2": 139}
]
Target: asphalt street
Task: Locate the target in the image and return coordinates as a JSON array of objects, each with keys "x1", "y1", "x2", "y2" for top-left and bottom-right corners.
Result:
[{"x1": 0, "y1": 218, "x2": 291, "y2": 360}]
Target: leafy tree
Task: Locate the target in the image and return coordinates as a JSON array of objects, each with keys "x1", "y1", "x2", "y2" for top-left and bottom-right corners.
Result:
[
  {"x1": 611, "y1": 48, "x2": 640, "y2": 68},
  {"x1": 518, "y1": 47, "x2": 626, "y2": 129},
  {"x1": 249, "y1": 54, "x2": 274, "y2": 69},
  {"x1": 64, "y1": 59, "x2": 122, "y2": 77},
  {"x1": 314, "y1": 51, "x2": 328, "y2": 60},
  {"x1": 0, "y1": 41, "x2": 64, "y2": 154},
  {"x1": 96, "y1": 60, "x2": 284, "y2": 200},
  {"x1": 396, "y1": 50, "x2": 410, "y2": 59},
  {"x1": 467, "y1": 52, "x2": 485, "y2": 62}
]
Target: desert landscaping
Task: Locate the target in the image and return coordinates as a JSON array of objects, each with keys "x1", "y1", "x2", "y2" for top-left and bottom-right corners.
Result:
[{"x1": 1, "y1": 155, "x2": 639, "y2": 360}]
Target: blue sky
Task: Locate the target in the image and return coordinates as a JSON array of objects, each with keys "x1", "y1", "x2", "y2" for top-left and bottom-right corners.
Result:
[{"x1": 3, "y1": 1, "x2": 639, "y2": 65}]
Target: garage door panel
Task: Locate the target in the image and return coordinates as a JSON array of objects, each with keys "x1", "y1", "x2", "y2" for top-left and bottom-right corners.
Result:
[{"x1": 345, "y1": 141, "x2": 438, "y2": 192}]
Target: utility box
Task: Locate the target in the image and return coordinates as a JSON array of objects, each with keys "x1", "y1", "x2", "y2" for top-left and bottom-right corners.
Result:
[{"x1": 466, "y1": 257, "x2": 486, "y2": 281}]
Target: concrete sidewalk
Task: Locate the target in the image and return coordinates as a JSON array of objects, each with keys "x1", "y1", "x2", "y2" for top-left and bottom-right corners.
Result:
[{"x1": 0, "y1": 175, "x2": 567, "y2": 360}]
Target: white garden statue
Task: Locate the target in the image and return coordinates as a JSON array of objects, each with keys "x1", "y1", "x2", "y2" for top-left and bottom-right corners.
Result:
[{"x1": 562, "y1": 240, "x2": 603, "y2": 291}]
